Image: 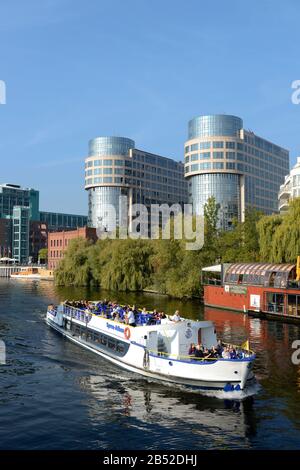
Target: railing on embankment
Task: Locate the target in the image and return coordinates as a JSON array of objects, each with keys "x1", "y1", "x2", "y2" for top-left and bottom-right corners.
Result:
[{"x1": 0, "y1": 266, "x2": 24, "y2": 277}]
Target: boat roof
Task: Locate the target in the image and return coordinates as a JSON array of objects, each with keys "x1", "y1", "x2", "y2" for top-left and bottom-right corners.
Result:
[
  {"x1": 202, "y1": 264, "x2": 222, "y2": 273},
  {"x1": 225, "y1": 262, "x2": 295, "y2": 276}
]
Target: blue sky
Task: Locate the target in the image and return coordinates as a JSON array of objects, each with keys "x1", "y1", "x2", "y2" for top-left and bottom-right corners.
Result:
[{"x1": 0, "y1": 0, "x2": 300, "y2": 214}]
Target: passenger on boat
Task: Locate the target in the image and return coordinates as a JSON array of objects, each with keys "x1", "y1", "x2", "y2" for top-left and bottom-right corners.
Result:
[
  {"x1": 222, "y1": 347, "x2": 231, "y2": 359},
  {"x1": 132, "y1": 305, "x2": 139, "y2": 317},
  {"x1": 126, "y1": 309, "x2": 136, "y2": 327},
  {"x1": 216, "y1": 339, "x2": 223, "y2": 355},
  {"x1": 229, "y1": 346, "x2": 237, "y2": 359},
  {"x1": 188, "y1": 343, "x2": 196, "y2": 355},
  {"x1": 194, "y1": 344, "x2": 204, "y2": 358},
  {"x1": 171, "y1": 310, "x2": 181, "y2": 322},
  {"x1": 204, "y1": 346, "x2": 218, "y2": 359}
]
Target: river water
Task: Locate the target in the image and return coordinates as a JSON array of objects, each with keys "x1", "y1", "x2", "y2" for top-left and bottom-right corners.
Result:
[{"x1": 0, "y1": 278, "x2": 300, "y2": 450}]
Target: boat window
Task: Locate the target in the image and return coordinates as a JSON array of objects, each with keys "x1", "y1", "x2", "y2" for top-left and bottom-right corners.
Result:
[
  {"x1": 287, "y1": 294, "x2": 300, "y2": 316},
  {"x1": 265, "y1": 292, "x2": 285, "y2": 314},
  {"x1": 108, "y1": 340, "x2": 116, "y2": 350},
  {"x1": 116, "y1": 343, "x2": 125, "y2": 353},
  {"x1": 93, "y1": 333, "x2": 100, "y2": 343}
]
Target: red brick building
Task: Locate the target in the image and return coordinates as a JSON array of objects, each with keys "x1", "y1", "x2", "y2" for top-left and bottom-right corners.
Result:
[{"x1": 48, "y1": 227, "x2": 97, "y2": 269}]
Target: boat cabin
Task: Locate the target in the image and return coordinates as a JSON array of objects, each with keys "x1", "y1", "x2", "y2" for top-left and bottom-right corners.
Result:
[
  {"x1": 203, "y1": 260, "x2": 300, "y2": 320},
  {"x1": 141, "y1": 320, "x2": 217, "y2": 359}
]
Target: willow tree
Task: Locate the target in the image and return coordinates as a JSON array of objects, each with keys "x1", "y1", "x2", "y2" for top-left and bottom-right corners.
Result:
[
  {"x1": 257, "y1": 214, "x2": 283, "y2": 262},
  {"x1": 55, "y1": 238, "x2": 93, "y2": 286},
  {"x1": 270, "y1": 198, "x2": 300, "y2": 262},
  {"x1": 202, "y1": 196, "x2": 220, "y2": 264},
  {"x1": 94, "y1": 238, "x2": 154, "y2": 292}
]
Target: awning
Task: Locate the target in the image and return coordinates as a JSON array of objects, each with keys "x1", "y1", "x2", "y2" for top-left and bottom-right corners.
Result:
[{"x1": 202, "y1": 264, "x2": 222, "y2": 273}]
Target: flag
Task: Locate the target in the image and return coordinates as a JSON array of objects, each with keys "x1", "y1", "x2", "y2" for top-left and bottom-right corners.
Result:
[{"x1": 241, "y1": 340, "x2": 249, "y2": 351}]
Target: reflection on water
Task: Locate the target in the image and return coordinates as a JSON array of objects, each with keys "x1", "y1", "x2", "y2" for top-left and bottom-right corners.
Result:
[
  {"x1": 79, "y1": 373, "x2": 257, "y2": 449},
  {"x1": 0, "y1": 279, "x2": 300, "y2": 449}
]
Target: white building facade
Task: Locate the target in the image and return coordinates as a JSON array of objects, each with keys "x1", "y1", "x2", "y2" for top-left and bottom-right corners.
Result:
[{"x1": 278, "y1": 157, "x2": 300, "y2": 213}]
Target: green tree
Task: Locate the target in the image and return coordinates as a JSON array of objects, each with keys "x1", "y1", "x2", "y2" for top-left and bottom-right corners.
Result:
[
  {"x1": 270, "y1": 198, "x2": 300, "y2": 262},
  {"x1": 38, "y1": 248, "x2": 48, "y2": 263},
  {"x1": 202, "y1": 196, "x2": 220, "y2": 265},
  {"x1": 55, "y1": 238, "x2": 93, "y2": 286},
  {"x1": 257, "y1": 214, "x2": 283, "y2": 261}
]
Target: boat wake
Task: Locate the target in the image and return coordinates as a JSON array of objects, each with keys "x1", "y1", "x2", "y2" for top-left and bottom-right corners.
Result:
[
  {"x1": 141, "y1": 376, "x2": 260, "y2": 400},
  {"x1": 196, "y1": 381, "x2": 261, "y2": 400}
]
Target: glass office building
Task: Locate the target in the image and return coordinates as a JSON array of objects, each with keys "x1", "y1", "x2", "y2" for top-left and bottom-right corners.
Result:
[
  {"x1": 12, "y1": 206, "x2": 30, "y2": 263},
  {"x1": 184, "y1": 114, "x2": 289, "y2": 230},
  {"x1": 39, "y1": 212, "x2": 87, "y2": 230},
  {"x1": 0, "y1": 184, "x2": 39, "y2": 220},
  {"x1": 0, "y1": 183, "x2": 87, "y2": 263},
  {"x1": 85, "y1": 136, "x2": 188, "y2": 231}
]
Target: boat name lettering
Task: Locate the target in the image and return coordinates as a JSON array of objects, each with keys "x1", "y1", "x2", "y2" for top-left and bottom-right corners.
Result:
[{"x1": 106, "y1": 322, "x2": 125, "y2": 334}]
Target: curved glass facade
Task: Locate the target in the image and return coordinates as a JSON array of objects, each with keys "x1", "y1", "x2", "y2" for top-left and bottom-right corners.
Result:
[
  {"x1": 189, "y1": 173, "x2": 241, "y2": 230},
  {"x1": 88, "y1": 186, "x2": 128, "y2": 231},
  {"x1": 188, "y1": 115, "x2": 243, "y2": 139},
  {"x1": 88, "y1": 136, "x2": 135, "y2": 157}
]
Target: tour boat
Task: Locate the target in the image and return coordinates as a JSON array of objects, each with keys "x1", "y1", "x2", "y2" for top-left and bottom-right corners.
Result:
[{"x1": 46, "y1": 302, "x2": 256, "y2": 392}]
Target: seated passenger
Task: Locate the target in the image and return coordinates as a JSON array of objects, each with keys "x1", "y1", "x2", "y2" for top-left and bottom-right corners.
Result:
[
  {"x1": 141, "y1": 307, "x2": 148, "y2": 315},
  {"x1": 229, "y1": 347, "x2": 237, "y2": 359},
  {"x1": 188, "y1": 343, "x2": 196, "y2": 356},
  {"x1": 222, "y1": 347, "x2": 230, "y2": 359},
  {"x1": 207, "y1": 346, "x2": 218, "y2": 358},
  {"x1": 203, "y1": 347, "x2": 211, "y2": 358},
  {"x1": 194, "y1": 344, "x2": 204, "y2": 358},
  {"x1": 171, "y1": 310, "x2": 181, "y2": 322}
]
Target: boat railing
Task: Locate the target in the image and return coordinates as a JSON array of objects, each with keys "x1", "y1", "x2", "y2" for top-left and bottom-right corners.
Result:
[
  {"x1": 150, "y1": 346, "x2": 255, "y2": 362},
  {"x1": 63, "y1": 304, "x2": 92, "y2": 323}
]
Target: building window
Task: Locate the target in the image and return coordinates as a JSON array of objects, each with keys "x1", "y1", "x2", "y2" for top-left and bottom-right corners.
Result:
[
  {"x1": 191, "y1": 143, "x2": 199, "y2": 152},
  {"x1": 226, "y1": 162, "x2": 236, "y2": 170},
  {"x1": 213, "y1": 152, "x2": 224, "y2": 159},
  {"x1": 213, "y1": 141, "x2": 224, "y2": 148},
  {"x1": 226, "y1": 152, "x2": 236, "y2": 159},
  {"x1": 213, "y1": 162, "x2": 224, "y2": 169},
  {"x1": 200, "y1": 152, "x2": 210, "y2": 159},
  {"x1": 226, "y1": 141, "x2": 235, "y2": 149},
  {"x1": 199, "y1": 142, "x2": 211, "y2": 150},
  {"x1": 199, "y1": 162, "x2": 211, "y2": 170}
]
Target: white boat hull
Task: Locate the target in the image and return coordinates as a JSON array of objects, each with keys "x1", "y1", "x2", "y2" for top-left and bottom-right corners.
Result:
[{"x1": 46, "y1": 307, "x2": 255, "y2": 392}]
